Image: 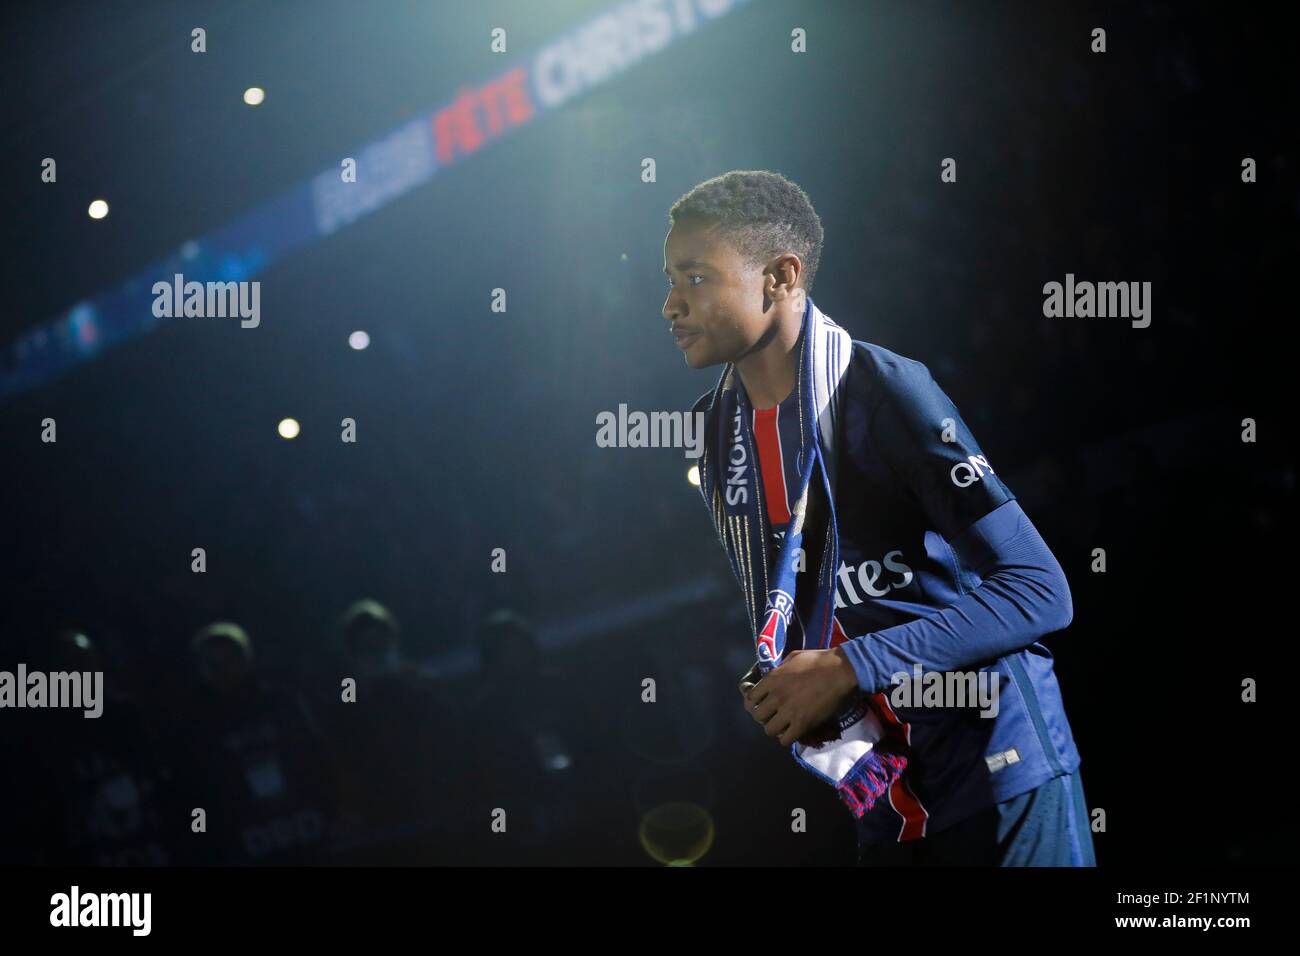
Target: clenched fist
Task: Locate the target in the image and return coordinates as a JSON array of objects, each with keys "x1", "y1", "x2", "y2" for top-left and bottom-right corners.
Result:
[{"x1": 739, "y1": 648, "x2": 860, "y2": 748}]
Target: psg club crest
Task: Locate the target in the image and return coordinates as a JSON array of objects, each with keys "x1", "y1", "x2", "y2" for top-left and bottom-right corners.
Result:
[{"x1": 757, "y1": 589, "x2": 794, "y2": 663}]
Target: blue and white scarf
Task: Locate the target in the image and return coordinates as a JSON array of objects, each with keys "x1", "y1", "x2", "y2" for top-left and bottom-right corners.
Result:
[{"x1": 696, "y1": 295, "x2": 908, "y2": 817}]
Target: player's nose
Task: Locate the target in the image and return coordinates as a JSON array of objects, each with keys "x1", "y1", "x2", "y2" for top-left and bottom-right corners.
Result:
[{"x1": 663, "y1": 288, "x2": 685, "y2": 324}]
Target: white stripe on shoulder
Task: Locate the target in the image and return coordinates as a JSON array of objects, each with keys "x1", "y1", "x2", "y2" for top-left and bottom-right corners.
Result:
[{"x1": 810, "y1": 301, "x2": 852, "y2": 457}]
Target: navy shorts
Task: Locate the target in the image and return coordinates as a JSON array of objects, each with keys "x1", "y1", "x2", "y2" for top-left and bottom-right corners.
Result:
[{"x1": 856, "y1": 770, "x2": 1097, "y2": 866}]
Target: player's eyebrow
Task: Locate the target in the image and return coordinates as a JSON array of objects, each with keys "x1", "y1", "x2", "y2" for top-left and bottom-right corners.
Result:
[{"x1": 663, "y1": 258, "x2": 714, "y2": 275}]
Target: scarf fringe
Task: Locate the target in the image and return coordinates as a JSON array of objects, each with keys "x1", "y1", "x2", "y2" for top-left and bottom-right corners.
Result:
[{"x1": 835, "y1": 749, "x2": 909, "y2": 818}]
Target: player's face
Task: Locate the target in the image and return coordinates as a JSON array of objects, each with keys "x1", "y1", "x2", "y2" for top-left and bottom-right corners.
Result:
[{"x1": 662, "y1": 219, "x2": 771, "y2": 369}]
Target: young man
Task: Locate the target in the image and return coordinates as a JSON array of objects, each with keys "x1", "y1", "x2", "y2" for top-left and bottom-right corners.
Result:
[{"x1": 663, "y1": 170, "x2": 1094, "y2": 866}]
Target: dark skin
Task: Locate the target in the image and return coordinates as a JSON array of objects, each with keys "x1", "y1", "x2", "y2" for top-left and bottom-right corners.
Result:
[{"x1": 662, "y1": 217, "x2": 860, "y2": 748}]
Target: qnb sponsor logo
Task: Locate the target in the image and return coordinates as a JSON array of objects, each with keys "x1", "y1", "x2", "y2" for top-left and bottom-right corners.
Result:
[
  {"x1": 834, "y1": 551, "x2": 913, "y2": 609},
  {"x1": 888, "y1": 663, "x2": 1000, "y2": 719},
  {"x1": 1042, "y1": 272, "x2": 1152, "y2": 328},
  {"x1": 725, "y1": 406, "x2": 749, "y2": 505},
  {"x1": 757, "y1": 589, "x2": 793, "y2": 662},
  {"x1": 0, "y1": 664, "x2": 102, "y2": 718},
  {"x1": 50, "y1": 886, "x2": 151, "y2": 936},
  {"x1": 594, "y1": 404, "x2": 705, "y2": 458},
  {"x1": 950, "y1": 453, "x2": 994, "y2": 489},
  {"x1": 151, "y1": 273, "x2": 260, "y2": 328}
]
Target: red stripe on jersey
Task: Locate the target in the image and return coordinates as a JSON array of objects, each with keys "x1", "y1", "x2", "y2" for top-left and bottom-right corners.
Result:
[
  {"x1": 830, "y1": 615, "x2": 850, "y2": 648},
  {"x1": 872, "y1": 692, "x2": 930, "y2": 841},
  {"x1": 752, "y1": 406, "x2": 791, "y2": 526}
]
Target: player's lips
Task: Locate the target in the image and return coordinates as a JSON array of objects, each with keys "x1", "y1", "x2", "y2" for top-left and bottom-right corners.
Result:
[{"x1": 672, "y1": 326, "x2": 702, "y2": 350}]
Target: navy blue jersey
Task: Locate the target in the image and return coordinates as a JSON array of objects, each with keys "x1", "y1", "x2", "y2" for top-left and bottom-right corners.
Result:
[{"x1": 703, "y1": 340, "x2": 1083, "y2": 845}]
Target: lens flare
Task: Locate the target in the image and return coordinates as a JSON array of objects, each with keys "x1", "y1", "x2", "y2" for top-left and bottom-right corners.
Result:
[{"x1": 638, "y1": 802, "x2": 714, "y2": 866}]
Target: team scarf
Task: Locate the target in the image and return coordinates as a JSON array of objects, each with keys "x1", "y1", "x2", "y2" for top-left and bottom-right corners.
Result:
[{"x1": 696, "y1": 294, "x2": 908, "y2": 817}]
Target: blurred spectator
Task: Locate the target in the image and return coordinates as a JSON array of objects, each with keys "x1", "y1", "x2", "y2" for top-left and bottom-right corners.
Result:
[
  {"x1": 459, "y1": 610, "x2": 609, "y2": 863},
  {"x1": 14, "y1": 630, "x2": 178, "y2": 865},
  {"x1": 171, "y1": 622, "x2": 337, "y2": 865},
  {"x1": 317, "y1": 600, "x2": 460, "y2": 860}
]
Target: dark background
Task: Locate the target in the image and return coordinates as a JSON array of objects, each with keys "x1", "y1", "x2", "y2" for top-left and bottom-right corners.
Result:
[{"x1": 0, "y1": 0, "x2": 1293, "y2": 866}]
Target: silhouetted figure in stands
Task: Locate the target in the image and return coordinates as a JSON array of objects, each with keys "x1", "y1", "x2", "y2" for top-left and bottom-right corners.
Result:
[
  {"x1": 460, "y1": 610, "x2": 606, "y2": 864},
  {"x1": 9, "y1": 630, "x2": 178, "y2": 865},
  {"x1": 174, "y1": 622, "x2": 336, "y2": 865},
  {"x1": 320, "y1": 599, "x2": 458, "y2": 862}
]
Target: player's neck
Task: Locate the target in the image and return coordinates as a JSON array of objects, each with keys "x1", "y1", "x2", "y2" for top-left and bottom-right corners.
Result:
[{"x1": 736, "y1": 308, "x2": 801, "y2": 410}]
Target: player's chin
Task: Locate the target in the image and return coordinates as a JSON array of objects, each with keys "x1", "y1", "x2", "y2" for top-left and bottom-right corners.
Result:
[{"x1": 683, "y1": 341, "x2": 722, "y2": 369}]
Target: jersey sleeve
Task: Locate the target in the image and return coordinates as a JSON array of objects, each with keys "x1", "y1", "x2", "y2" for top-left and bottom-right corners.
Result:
[
  {"x1": 867, "y1": 357, "x2": 1015, "y2": 541},
  {"x1": 837, "y1": 498, "x2": 1074, "y2": 693}
]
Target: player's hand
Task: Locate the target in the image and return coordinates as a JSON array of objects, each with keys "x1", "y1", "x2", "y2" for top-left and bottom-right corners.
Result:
[
  {"x1": 742, "y1": 648, "x2": 859, "y2": 748},
  {"x1": 737, "y1": 662, "x2": 763, "y2": 698}
]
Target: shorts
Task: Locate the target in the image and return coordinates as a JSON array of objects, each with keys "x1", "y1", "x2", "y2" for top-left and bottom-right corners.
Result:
[{"x1": 856, "y1": 770, "x2": 1097, "y2": 866}]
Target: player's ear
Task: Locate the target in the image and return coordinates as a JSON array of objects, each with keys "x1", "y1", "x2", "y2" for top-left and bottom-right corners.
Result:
[{"x1": 765, "y1": 254, "x2": 802, "y2": 300}]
